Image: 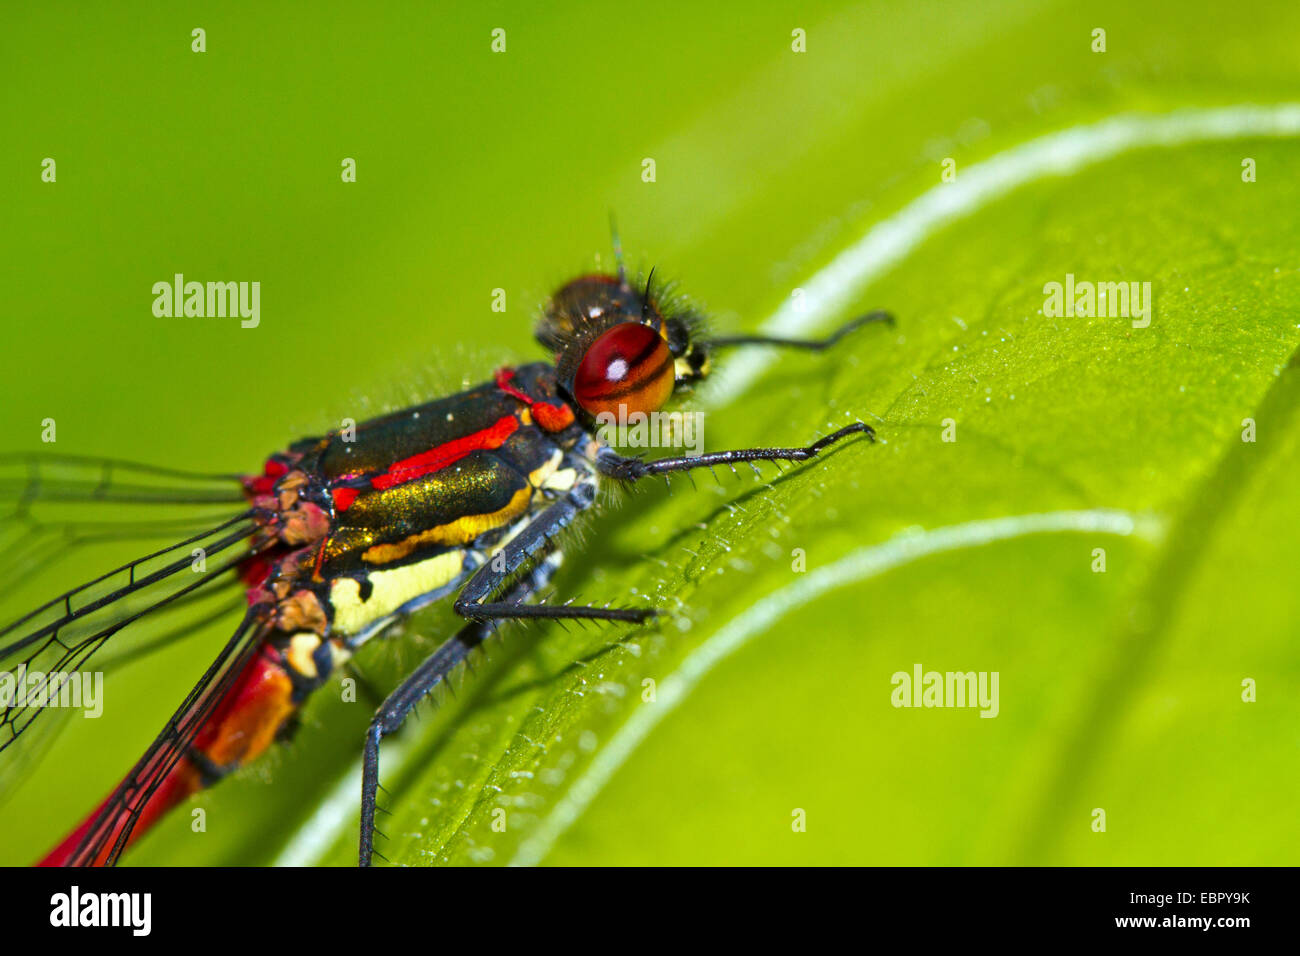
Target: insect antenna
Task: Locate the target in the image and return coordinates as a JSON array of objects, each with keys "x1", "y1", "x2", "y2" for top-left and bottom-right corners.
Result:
[
  {"x1": 642, "y1": 266, "x2": 657, "y2": 322},
  {"x1": 708, "y1": 310, "x2": 894, "y2": 351}
]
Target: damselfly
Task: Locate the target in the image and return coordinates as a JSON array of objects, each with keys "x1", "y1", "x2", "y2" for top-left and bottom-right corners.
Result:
[{"x1": 0, "y1": 256, "x2": 890, "y2": 866}]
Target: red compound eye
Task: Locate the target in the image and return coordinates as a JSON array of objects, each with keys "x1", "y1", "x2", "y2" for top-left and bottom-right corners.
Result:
[{"x1": 573, "y1": 322, "x2": 674, "y2": 418}]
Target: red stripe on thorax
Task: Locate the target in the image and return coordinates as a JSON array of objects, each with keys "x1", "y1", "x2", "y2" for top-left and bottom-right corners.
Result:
[
  {"x1": 367, "y1": 414, "x2": 520, "y2": 492},
  {"x1": 494, "y1": 368, "x2": 575, "y2": 431},
  {"x1": 331, "y1": 487, "x2": 360, "y2": 511}
]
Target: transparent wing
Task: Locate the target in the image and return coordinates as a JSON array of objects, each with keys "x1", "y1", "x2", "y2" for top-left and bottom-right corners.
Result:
[
  {"x1": 49, "y1": 608, "x2": 274, "y2": 866},
  {"x1": 0, "y1": 453, "x2": 263, "y2": 760}
]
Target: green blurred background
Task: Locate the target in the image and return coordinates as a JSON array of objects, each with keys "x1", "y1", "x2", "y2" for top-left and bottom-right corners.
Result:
[{"x1": 2, "y1": 1, "x2": 1298, "y2": 865}]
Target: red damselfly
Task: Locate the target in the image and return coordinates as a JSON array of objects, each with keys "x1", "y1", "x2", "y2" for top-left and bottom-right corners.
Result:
[{"x1": 1, "y1": 255, "x2": 891, "y2": 866}]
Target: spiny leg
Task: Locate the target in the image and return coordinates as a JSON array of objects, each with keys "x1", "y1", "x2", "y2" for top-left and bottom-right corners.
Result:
[
  {"x1": 359, "y1": 554, "x2": 563, "y2": 867},
  {"x1": 453, "y1": 482, "x2": 653, "y2": 625},
  {"x1": 647, "y1": 310, "x2": 885, "y2": 481},
  {"x1": 595, "y1": 422, "x2": 873, "y2": 482}
]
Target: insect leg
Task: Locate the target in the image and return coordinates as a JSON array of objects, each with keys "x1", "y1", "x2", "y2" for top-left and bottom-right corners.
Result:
[
  {"x1": 359, "y1": 554, "x2": 561, "y2": 867},
  {"x1": 595, "y1": 422, "x2": 873, "y2": 482},
  {"x1": 452, "y1": 482, "x2": 653, "y2": 625}
]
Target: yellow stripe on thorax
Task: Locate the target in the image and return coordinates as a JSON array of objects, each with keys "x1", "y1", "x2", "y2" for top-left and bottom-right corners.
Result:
[
  {"x1": 329, "y1": 549, "x2": 466, "y2": 637},
  {"x1": 360, "y1": 450, "x2": 563, "y2": 566},
  {"x1": 328, "y1": 451, "x2": 576, "y2": 638}
]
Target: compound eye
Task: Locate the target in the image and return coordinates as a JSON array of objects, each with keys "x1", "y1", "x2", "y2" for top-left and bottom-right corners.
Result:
[{"x1": 573, "y1": 322, "x2": 674, "y2": 418}]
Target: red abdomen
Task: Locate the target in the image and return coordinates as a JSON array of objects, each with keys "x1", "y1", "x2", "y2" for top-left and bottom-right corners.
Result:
[{"x1": 39, "y1": 645, "x2": 297, "y2": 866}]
